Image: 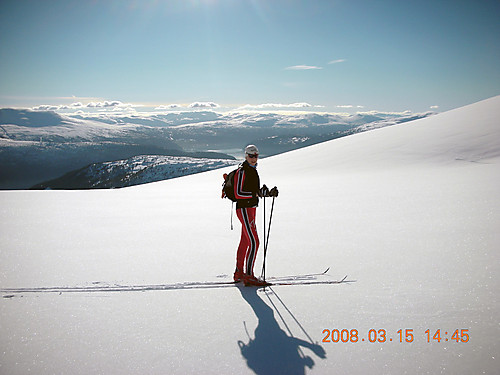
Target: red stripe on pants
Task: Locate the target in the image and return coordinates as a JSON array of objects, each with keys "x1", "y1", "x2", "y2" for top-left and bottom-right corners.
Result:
[{"x1": 236, "y1": 207, "x2": 260, "y2": 275}]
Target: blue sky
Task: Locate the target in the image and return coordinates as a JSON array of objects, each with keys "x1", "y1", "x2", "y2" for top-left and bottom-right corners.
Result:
[{"x1": 1, "y1": 0, "x2": 499, "y2": 113}]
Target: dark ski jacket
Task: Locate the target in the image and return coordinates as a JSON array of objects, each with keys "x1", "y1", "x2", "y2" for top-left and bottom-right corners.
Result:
[{"x1": 235, "y1": 160, "x2": 260, "y2": 209}]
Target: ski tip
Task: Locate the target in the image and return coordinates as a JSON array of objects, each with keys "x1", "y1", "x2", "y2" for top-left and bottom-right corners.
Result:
[
  {"x1": 340, "y1": 275, "x2": 348, "y2": 282},
  {"x1": 323, "y1": 267, "x2": 330, "y2": 274}
]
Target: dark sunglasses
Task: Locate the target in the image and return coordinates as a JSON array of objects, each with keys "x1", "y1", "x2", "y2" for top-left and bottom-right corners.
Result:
[{"x1": 247, "y1": 153, "x2": 259, "y2": 158}]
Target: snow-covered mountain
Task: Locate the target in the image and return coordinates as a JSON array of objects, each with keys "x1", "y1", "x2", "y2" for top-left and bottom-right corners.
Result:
[
  {"x1": 82, "y1": 110, "x2": 434, "y2": 156},
  {"x1": 0, "y1": 109, "x2": 233, "y2": 189},
  {"x1": 1, "y1": 96, "x2": 498, "y2": 374},
  {"x1": 31, "y1": 155, "x2": 238, "y2": 189},
  {"x1": 0, "y1": 108, "x2": 433, "y2": 189}
]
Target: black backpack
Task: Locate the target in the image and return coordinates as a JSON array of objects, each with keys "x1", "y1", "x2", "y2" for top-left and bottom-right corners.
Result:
[{"x1": 221, "y1": 166, "x2": 241, "y2": 202}]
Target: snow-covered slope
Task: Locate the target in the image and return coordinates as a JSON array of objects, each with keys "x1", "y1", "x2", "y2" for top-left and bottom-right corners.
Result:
[{"x1": 1, "y1": 96, "x2": 498, "y2": 374}]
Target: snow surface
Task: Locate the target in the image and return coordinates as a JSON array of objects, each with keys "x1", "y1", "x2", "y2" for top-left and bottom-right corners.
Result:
[{"x1": 1, "y1": 96, "x2": 499, "y2": 374}]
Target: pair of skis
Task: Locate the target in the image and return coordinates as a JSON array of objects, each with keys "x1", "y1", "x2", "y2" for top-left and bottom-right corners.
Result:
[
  {"x1": 237, "y1": 267, "x2": 331, "y2": 287},
  {"x1": 0, "y1": 268, "x2": 350, "y2": 296},
  {"x1": 240, "y1": 267, "x2": 348, "y2": 288}
]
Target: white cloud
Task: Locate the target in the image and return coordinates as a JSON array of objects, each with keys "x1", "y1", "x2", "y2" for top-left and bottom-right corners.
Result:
[
  {"x1": 188, "y1": 102, "x2": 220, "y2": 108},
  {"x1": 86, "y1": 100, "x2": 124, "y2": 108},
  {"x1": 358, "y1": 110, "x2": 413, "y2": 116},
  {"x1": 336, "y1": 104, "x2": 365, "y2": 110},
  {"x1": 430, "y1": 105, "x2": 439, "y2": 109},
  {"x1": 285, "y1": 65, "x2": 323, "y2": 70},
  {"x1": 328, "y1": 59, "x2": 346, "y2": 64},
  {"x1": 239, "y1": 102, "x2": 313, "y2": 110},
  {"x1": 32, "y1": 105, "x2": 60, "y2": 111},
  {"x1": 32, "y1": 100, "x2": 135, "y2": 112},
  {"x1": 155, "y1": 104, "x2": 183, "y2": 110},
  {"x1": 33, "y1": 104, "x2": 75, "y2": 111}
]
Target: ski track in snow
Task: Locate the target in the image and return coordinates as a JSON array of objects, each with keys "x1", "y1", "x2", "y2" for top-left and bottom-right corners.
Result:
[{"x1": 0, "y1": 276, "x2": 352, "y2": 295}]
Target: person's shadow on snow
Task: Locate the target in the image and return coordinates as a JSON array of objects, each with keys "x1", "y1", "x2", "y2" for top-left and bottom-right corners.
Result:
[{"x1": 238, "y1": 287, "x2": 326, "y2": 375}]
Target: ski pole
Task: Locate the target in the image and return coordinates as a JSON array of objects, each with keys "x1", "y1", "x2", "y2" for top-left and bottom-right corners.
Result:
[
  {"x1": 262, "y1": 196, "x2": 266, "y2": 280},
  {"x1": 261, "y1": 196, "x2": 275, "y2": 281},
  {"x1": 265, "y1": 196, "x2": 275, "y2": 251},
  {"x1": 230, "y1": 201, "x2": 234, "y2": 230}
]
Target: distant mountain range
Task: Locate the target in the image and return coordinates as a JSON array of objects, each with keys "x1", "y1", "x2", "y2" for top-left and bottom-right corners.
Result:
[
  {"x1": 0, "y1": 108, "x2": 434, "y2": 189},
  {"x1": 72, "y1": 110, "x2": 434, "y2": 157}
]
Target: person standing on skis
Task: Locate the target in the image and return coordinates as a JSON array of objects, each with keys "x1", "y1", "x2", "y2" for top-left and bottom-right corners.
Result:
[{"x1": 233, "y1": 145, "x2": 277, "y2": 286}]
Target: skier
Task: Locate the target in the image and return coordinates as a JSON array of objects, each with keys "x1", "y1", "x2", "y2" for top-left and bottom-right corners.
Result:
[{"x1": 233, "y1": 145, "x2": 277, "y2": 286}]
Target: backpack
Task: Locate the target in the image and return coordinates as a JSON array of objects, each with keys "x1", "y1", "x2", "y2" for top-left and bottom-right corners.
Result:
[{"x1": 221, "y1": 166, "x2": 241, "y2": 202}]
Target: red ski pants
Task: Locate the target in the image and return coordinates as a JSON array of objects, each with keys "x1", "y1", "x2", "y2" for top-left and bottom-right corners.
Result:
[{"x1": 236, "y1": 207, "x2": 260, "y2": 275}]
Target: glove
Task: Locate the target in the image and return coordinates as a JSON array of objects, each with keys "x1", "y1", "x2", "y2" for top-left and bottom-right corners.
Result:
[{"x1": 269, "y1": 186, "x2": 279, "y2": 197}]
